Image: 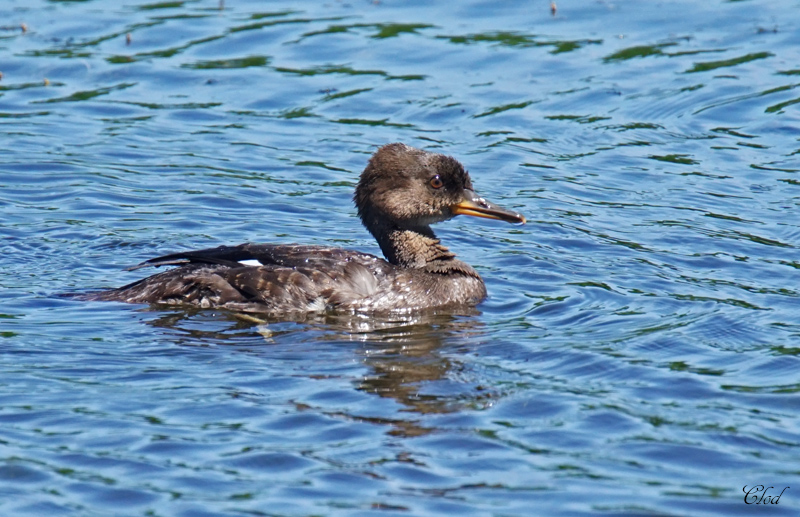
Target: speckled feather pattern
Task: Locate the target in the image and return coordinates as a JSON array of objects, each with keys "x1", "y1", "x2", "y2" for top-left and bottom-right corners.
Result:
[{"x1": 87, "y1": 244, "x2": 486, "y2": 313}]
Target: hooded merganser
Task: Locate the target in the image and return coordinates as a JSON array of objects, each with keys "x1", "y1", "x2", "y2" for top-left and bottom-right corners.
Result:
[{"x1": 86, "y1": 143, "x2": 525, "y2": 313}]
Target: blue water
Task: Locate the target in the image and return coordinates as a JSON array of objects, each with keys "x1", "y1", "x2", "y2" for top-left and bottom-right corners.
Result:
[{"x1": 2, "y1": 0, "x2": 800, "y2": 515}]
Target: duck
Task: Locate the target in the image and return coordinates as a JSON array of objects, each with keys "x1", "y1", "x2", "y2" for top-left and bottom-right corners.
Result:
[{"x1": 85, "y1": 143, "x2": 525, "y2": 313}]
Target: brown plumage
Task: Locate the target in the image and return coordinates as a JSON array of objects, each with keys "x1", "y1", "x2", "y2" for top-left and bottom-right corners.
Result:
[{"x1": 84, "y1": 143, "x2": 525, "y2": 314}]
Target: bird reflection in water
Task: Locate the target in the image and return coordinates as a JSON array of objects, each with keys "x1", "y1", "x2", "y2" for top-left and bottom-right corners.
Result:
[{"x1": 142, "y1": 307, "x2": 496, "y2": 437}]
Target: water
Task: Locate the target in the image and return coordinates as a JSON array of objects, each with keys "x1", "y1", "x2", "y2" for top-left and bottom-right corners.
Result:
[{"x1": 2, "y1": 0, "x2": 800, "y2": 514}]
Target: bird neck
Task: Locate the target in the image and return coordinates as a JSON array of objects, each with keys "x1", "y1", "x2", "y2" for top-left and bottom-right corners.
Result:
[{"x1": 375, "y1": 224, "x2": 456, "y2": 269}]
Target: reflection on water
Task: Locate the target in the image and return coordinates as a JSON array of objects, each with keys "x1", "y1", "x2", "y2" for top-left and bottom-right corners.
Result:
[{"x1": 146, "y1": 307, "x2": 489, "y2": 436}]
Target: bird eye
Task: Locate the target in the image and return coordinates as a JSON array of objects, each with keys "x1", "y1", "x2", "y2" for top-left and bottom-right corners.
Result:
[{"x1": 429, "y1": 175, "x2": 443, "y2": 189}]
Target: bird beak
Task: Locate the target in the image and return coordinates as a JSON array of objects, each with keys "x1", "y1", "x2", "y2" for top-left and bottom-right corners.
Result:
[{"x1": 451, "y1": 189, "x2": 526, "y2": 224}]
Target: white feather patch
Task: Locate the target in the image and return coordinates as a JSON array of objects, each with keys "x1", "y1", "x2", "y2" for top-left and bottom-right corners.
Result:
[{"x1": 238, "y1": 259, "x2": 262, "y2": 267}]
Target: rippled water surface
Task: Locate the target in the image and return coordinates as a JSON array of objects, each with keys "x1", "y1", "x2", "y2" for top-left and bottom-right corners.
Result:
[{"x1": 2, "y1": 0, "x2": 800, "y2": 515}]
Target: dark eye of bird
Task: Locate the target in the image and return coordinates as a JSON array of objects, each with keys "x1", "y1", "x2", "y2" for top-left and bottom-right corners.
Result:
[{"x1": 429, "y1": 175, "x2": 443, "y2": 189}]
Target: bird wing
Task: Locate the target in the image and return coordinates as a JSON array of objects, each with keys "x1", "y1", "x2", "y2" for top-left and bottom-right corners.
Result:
[
  {"x1": 111, "y1": 243, "x2": 388, "y2": 311},
  {"x1": 128, "y1": 243, "x2": 380, "y2": 271}
]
